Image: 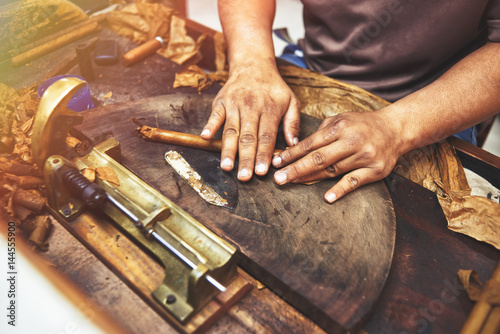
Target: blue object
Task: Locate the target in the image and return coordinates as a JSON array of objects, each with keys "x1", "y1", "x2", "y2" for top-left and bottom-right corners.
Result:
[
  {"x1": 453, "y1": 125, "x2": 478, "y2": 145},
  {"x1": 37, "y1": 75, "x2": 94, "y2": 112}
]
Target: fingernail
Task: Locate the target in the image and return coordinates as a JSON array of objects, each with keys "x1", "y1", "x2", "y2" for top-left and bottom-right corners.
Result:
[
  {"x1": 326, "y1": 193, "x2": 336, "y2": 203},
  {"x1": 201, "y1": 129, "x2": 210, "y2": 137},
  {"x1": 272, "y1": 155, "x2": 282, "y2": 167},
  {"x1": 238, "y1": 168, "x2": 250, "y2": 179},
  {"x1": 221, "y1": 158, "x2": 232, "y2": 169},
  {"x1": 274, "y1": 171, "x2": 287, "y2": 184},
  {"x1": 293, "y1": 137, "x2": 299, "y2": 146},
  {"x1": 255, "y1": 163, "x2": 267, "y2": 174}
]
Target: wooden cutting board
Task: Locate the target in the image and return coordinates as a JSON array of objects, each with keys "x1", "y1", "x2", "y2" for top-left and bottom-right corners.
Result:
[{"x1": 76, "y1": 93, "x2": 396, "y2": 332}]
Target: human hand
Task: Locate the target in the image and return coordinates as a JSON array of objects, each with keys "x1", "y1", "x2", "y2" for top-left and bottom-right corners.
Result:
[
  {"x1": 201, "y1": 62, "x2": 301, "y2": 181},
  {"x1": 272, "y1": 110, "x2": 403, "y2": 202}
]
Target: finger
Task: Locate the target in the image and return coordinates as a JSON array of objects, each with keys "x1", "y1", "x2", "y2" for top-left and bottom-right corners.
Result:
[
  {"x1": 292, "y1": 164, "x2": 339, "y2": 184},
  {"x1": 220, "y1": 104, "x2": 240, "y2": 172},
  {"x1": 237, "y1": 114, "x2": 260, "y2": 181},
  {"x1": 274, "y1": 141, "x2": 355, "y2": 185},
  {"x1": 254, "y1": 110, "x2": 281, "y2": 176},
  {"x1": 323, "y1": 168, "x2": 379, "y2": 203},
  {"x1": 201, "y1": 99, "x2": 226, "y2": 139},
  {"x1": 291, "y1": 155, "x2": 362, "y2": 184},
  {"x1": 282, "y1": 97, "x2": 301, "y2": 147},
  {"x1": 272, "y1": 123, "x2": 340, "y2": 169}
]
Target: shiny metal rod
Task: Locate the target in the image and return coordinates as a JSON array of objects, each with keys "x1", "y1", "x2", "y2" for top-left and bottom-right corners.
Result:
[{"x1": 107, "y1": 194, "x2": 226, "y2": 292}]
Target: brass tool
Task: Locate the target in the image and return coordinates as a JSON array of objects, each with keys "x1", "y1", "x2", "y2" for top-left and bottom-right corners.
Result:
[{"x1": 32, "y1": 77, "x2": 238, "y2": 323}]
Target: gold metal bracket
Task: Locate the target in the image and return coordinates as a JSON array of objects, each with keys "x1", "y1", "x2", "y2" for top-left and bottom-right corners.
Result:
[{"x1": 33, "y1": 77, "x2": 238, "y2": 323}]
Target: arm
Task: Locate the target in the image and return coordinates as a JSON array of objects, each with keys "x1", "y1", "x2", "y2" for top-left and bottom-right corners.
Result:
[
  {"x1": 201, "y1": 0, "x2": 301, "y2": 181},
  {"x1": 272, "y1": 42, "x2": 500, "y2": 202}
]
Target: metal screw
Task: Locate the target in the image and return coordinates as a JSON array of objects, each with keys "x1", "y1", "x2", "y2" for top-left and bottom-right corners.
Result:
[
  {"x1": 62, "y1": 208, "x2": 71, "y2": 216},
  {"x1": 166, "y1": 294, "x2": 176, "y2": 304}
]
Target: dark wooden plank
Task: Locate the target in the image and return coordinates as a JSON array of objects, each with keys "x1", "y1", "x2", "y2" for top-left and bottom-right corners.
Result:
[
  {"x1": 361, "y1": 173, "x2": 499, "y2": 334},
  {"x1": 75, "y1": 93, "x2": 396, "y2": 332}
]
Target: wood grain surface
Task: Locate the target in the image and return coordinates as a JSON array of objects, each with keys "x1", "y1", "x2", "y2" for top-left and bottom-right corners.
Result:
[{"x1": 75, "y1": 93, "x2": 396, "y2": 332}]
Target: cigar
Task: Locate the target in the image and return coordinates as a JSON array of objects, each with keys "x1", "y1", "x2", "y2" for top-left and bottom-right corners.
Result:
[
  {"x1": 11, "y1": 20, "x2": 101, "y2": 67},
  {"x1": 135, "y1": 123, "x2": 283, "y2": 155},
  {"x1": 122, "y1": 36, "x2": 165, "y2": 67}
]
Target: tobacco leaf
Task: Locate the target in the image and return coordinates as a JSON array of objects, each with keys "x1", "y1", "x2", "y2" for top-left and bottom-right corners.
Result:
[
  {"x1": 28, "y1": 215, "x2": 53, "y2": 252},
  {"x1": 458, "y1": 269, "x2": 500, "y2": 304},
  {"x1": 449, "y1": 196, "x2": 500, "y2": 249},
  {"x1": 81, "y1": 167, "x2": 96, "y2": 183},
  {"x1": 106, "y1": 2, "x2": 204, "y2": 65},
  {"x1": 96, "y1": 166, "x2": 120, "y2": 186}
]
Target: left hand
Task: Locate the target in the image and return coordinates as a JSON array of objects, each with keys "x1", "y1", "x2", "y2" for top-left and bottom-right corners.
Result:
[{"x1": 271, "y1": 110, "x2": 403, "y2": 203}]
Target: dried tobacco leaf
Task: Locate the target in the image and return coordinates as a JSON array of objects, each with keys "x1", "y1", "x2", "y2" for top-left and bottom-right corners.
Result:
[
  {"x1": 81, "y1": 167, "x2": 96, "y2": 183},
  {"x1": 96, "y1": 166, "x2": 120, "y2": 186},
  {"x1": 28, "y1": 215, "x2": 53, "y2": 252},
  {"x1": 449, "y1": 196, "x2": 500, "y2": 250}
]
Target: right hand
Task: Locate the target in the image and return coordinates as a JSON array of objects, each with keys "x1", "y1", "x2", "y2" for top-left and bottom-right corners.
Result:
[{"x1": 201, "y1": 61, "x2": 301, "y2": 181}]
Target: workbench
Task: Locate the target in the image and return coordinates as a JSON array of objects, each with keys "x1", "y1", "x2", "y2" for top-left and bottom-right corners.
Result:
[{"x1": 1, "y1": 16, "x2": 499, "y2": 334}]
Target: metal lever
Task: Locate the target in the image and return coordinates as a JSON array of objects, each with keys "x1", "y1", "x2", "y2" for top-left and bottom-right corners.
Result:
[{"x1": 62, "y1": 167, "x2": 226, "y2": 292}]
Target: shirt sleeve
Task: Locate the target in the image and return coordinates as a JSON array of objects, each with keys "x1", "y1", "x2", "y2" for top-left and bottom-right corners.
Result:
[{"x1": 486, "y1": 0, "x2": 500, "y2": 42}]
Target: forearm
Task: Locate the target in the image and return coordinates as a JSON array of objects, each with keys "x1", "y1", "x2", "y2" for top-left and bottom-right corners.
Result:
[
  {"x1": 218, "y1": 0, "x2": 277, "y2": 72},
  {"x1": 384, "y1": 42, "x2": 500, "y2": 155}
]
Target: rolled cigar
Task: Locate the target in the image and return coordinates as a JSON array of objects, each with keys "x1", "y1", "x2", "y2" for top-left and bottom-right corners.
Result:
[
  {"x1": 12, "y1": 20, "x2": 101, "y2": 67},
  {"x1": 137, "y1": 124, "x2": 283, "y2": 155},
  {"x1": 122, "y1": 36, "x2": 164, "y2": 67},
  {"x1": 14, "y1": 16, "x2": 104, "y2": 56}
]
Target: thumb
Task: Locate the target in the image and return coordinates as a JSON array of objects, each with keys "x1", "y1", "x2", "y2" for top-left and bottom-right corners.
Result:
[{"x1": 282, "y1": 97, "x2": 301, "y2": 147}]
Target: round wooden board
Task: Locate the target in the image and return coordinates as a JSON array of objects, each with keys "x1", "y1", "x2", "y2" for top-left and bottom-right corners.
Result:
[{"x1": 77, "y1": 93, "x2": 396, "y2": 332}]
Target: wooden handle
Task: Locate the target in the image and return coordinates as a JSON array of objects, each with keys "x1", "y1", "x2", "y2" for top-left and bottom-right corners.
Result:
[
  {"x1": 122, "y1": 38, "x2": 163, "y2": 67},
  {"x1": 138, "y1": 126, "x2": 283, "y2": 155}
]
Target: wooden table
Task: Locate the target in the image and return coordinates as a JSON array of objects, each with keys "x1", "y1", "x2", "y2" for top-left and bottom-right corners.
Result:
[{"x1": 2, "y1": 19, "x2": 499, "y2": 334}]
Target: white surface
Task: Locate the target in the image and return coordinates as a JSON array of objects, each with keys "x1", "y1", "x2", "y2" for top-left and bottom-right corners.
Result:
[
  {"x1": 187, "y1": 0, "x2": 305, "y2": 56},
  {"x1": 0, "y1": 236, "x2": 103, "y2": 334}
]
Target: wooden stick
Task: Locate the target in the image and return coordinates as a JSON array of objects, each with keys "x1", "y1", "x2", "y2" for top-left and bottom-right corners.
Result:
[
  {"x1": 136, "y1": 124, "x2": 283, "y2": 155},
  {"x1": 11, "y1": 20, "x2": 101, "y2": 67},
  {"x1": 460, "y1": 262, "x2": 500, "y2": 334}
]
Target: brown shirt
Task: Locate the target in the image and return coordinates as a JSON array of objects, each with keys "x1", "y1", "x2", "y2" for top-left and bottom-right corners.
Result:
[{"x1": 299, "y1": 0, "x2": 500, "y2": 102}]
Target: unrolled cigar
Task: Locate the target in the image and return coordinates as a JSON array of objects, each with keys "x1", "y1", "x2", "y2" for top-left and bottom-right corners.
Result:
[
  {"x1": 122, "y1": 36, "x2": 164, "y2": 67},
  {"x1": 11, "y1": 20, "x2": 101, "y2": 67},
  {"x1": 136, "y1": 123, "x2": 283, "y2": 155}
]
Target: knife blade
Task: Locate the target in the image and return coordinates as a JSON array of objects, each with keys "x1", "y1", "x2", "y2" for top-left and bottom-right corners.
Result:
[{"x1": 165, "y1": 150, "x2": 238, "y2": 209}]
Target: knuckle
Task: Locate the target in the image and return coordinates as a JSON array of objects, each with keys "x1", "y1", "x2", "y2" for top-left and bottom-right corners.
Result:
[
  {"x1": 302, "y1": 137, "x2": 315, "y2": 152},
  {"x1": 259, "y1": 131, "x2": 275, "y2": 146},
  {"x1": 223, "y1": 127, "x2": 239, "y2": 137},
  {"x1": 239, "y1": 133, "x2": 257, "y2": 146},
  {"x1": 346, "y1": 175, "x2": 360, "y2": 189},
  {"x1": 325, "y1": 164, "x2": 336, "y2": 176},
  {"x1": 311, "y1": 152, "x2": 326, "y2": 168},
  {"x1": 243, "y1": 93, "x2": 256, "y2": 109}
]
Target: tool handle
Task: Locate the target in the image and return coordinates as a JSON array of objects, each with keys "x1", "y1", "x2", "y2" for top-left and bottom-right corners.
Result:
[
  {"x1": 138, "y1": 126, "x2": 283, "y2": 155},
  {"x1": 122, "y1": 37, "x2": 164, "y2": 67}
]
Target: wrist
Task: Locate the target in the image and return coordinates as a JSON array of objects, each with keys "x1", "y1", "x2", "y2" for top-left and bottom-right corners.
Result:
[{"x1": 376, "y1": 105, "x2": 416, "y2": 156}]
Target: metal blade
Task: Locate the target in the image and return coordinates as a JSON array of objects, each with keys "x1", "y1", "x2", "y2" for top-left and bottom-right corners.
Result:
[{"x1": 165, "y1": 150, "x2": 238, "y2": 209}]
